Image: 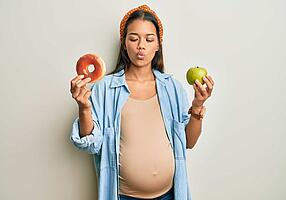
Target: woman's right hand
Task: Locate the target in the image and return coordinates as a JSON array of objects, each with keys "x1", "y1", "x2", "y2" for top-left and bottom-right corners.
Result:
[{"x1": 70, "y1": 75, "x2": 92, "y2": 110}]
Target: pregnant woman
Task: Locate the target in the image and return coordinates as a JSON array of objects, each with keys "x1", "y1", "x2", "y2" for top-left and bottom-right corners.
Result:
[{"x1": 69, "y1": 4, "x2": 214, "y2": 200}]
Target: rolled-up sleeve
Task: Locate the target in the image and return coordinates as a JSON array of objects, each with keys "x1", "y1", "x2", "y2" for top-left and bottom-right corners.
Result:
[{"x1": 70, "y1": 117, "x2": 103, "y2": 154}]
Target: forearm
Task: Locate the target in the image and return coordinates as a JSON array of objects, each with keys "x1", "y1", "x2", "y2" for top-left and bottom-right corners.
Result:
[
  {"x1": 78, "y1": 108, "x2": 94, "y2": 138},
  {"x1": 185, "y1": 106, "x2": 205, "y2": 149},
  {"x1": 185, "y1": 116, "x2": 202, "y2": 149}
]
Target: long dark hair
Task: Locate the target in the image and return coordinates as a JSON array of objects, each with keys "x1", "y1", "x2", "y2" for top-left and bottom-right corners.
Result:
[{"x1": 107, "y1": 10, "x2": 164, "y2": 75}]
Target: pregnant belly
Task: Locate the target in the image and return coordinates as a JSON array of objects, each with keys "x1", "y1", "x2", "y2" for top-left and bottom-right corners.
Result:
[{"x1": 119, "y1": 142, "x2": 175, "y2": 197}]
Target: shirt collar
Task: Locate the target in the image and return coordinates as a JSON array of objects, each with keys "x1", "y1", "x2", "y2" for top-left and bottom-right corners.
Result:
[{"x1": 110, "y1": 67, "x2": 172, "y2": 88}]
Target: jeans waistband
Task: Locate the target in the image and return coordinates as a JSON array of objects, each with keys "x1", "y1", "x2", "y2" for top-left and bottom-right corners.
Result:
[{"x1": 119, "y1": 187, "x2": 174, "y2": 200}]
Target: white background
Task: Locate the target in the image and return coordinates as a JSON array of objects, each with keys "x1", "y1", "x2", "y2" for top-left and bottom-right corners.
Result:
[{"x1": 1, "y1": 0, "x2": 285, "y2": 199}]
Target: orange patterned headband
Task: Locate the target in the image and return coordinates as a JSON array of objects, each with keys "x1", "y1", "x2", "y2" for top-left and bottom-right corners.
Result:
[{"x1": 120, "y1": 4, "x2": 163, "y2": 43}]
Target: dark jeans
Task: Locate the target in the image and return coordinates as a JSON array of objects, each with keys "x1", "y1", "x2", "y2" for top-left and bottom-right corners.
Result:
[{"x1": 119, "y1": 187, "x2": 174, "y2": 200}]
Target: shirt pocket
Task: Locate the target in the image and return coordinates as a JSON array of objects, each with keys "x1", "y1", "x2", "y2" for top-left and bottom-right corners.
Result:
[
  {"x1": 172, "y1": 119, "x2": 186, "y2": 160},
  {"x1": 100, "y1": 126, "x2": 116, "y2": 169}
]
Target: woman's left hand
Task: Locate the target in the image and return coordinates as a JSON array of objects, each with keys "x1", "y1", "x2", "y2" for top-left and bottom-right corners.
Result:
[{"x1": 192, "y1": 75, "x2": 214, "y2": 108}]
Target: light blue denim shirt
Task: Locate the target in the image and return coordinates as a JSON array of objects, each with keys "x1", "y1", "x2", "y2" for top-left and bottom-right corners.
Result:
[{"x1": 70, "y1": 67, "x2": 192, "y2": 200}]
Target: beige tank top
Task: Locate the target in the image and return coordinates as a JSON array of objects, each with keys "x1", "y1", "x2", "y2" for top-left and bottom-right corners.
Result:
[{"x1": 119, "y1": 94, "x2": 175, "y2": 199}]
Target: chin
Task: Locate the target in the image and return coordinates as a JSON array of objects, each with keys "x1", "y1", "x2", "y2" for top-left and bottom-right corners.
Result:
[
  {"x1": 131, "y1": 59, "x2": 152, "y2": 68},
  {"x1": 134, "y1": 62, "x2": 151, "y2": 68}
]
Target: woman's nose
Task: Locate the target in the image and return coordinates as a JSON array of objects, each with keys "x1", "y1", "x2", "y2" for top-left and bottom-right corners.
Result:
[{"x1": 137, "y1": 39, "x2": 145, "y2": 50}]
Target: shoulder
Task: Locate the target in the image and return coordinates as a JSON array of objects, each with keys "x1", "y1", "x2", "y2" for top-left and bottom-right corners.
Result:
[
  {"x1": 90, "y1": 73, "x2": 114, "y2": 91},
  {"x1": 167, "y1": 74, "x2": 186, "y2": 92},
  {"x1": 88, "y1": 74, "x2": 115, "y2": 107},
  {"x1": 153, "y1": 68, "x2": 186, "y2": 94}
]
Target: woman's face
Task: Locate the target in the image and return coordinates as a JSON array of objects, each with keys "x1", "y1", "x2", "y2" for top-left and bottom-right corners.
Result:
[{"x1": 125, "y1": 19, "x2": 159, "y2": 68}]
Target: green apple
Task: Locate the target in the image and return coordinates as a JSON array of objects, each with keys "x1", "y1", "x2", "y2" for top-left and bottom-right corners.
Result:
[{"x1": 186, "y1": 66, "x2": 208, "y2": 85}]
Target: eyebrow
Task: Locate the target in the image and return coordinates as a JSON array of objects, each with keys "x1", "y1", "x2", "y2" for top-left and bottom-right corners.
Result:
[{"x1": 127, "y1": 33, "x2": 156, "y2": 37}]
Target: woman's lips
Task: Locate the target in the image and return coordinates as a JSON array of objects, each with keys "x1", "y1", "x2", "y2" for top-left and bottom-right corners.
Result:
[{"x1": 137, "y1": 52, "x2": 145, "y2": 60}]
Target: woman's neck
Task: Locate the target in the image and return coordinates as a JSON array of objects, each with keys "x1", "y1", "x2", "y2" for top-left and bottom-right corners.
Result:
[{"x1": 125, "y1": 65, "x2": 155, "y2": 81}]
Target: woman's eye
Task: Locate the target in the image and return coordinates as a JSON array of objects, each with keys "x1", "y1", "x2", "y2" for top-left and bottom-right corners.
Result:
[{"x1": 129, "y1": 38, "x2": 153, "y2": 42}]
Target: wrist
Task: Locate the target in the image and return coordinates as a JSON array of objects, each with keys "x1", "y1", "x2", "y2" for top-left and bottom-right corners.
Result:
[
  {"x1": 79, "y1": 107, "x2": 92, "y2": 114},
  {"x1": 188, "y1": 106, "x2": 206, "y2": 120},
  {"x1": 191, "y1": 105, "x2": 203, "y2": 113},
  {"x1": 192, "y1": 99, "x2": 204, "y2": 108}
]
